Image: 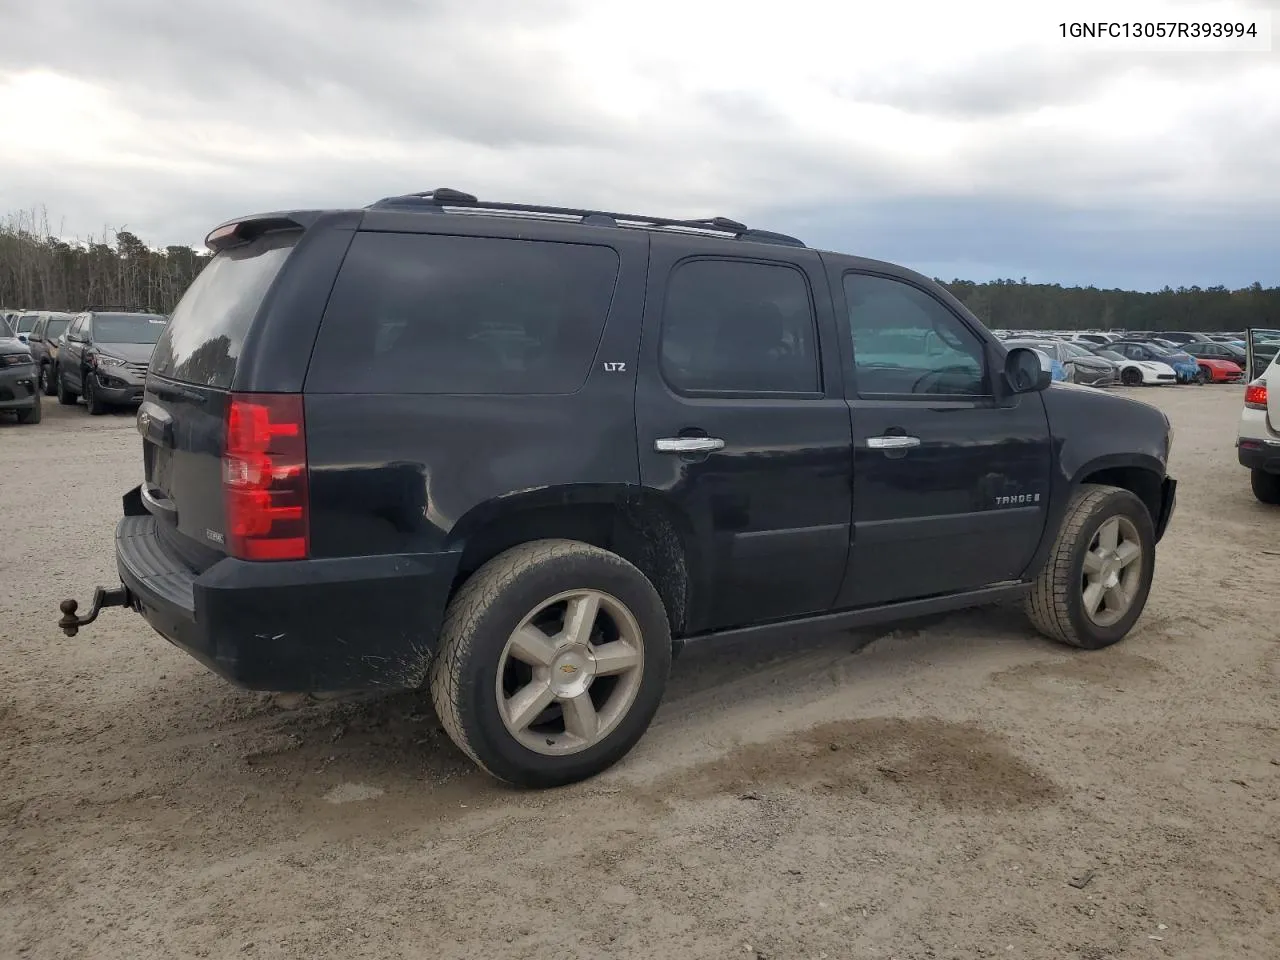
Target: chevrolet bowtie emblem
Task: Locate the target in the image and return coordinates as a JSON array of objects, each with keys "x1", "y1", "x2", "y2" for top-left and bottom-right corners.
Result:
[{"x1": 559, "y1": 664, "x2": 579, "y2": 675}]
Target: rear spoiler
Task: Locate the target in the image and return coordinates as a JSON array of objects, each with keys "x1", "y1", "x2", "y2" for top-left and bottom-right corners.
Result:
[{"x1": 205, "y1": 214, "x2": 307, "y2": 252}]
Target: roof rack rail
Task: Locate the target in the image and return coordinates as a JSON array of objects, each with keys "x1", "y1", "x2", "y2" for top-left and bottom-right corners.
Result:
[{"x1": 366, "y1": 188, "x2": 805, "y2": 248}]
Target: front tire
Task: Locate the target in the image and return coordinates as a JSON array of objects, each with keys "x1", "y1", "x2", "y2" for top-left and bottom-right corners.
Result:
[
  {"x1": 84, "y1": 374, "x2": 106, "y2": 415},
  {"x1": 1025, "y1": 484, "x2": 1156, "y2": 650},
  {"x1": 1120, "y1": 368, "x2": 1142, "y2": 386},
  {"x1": 1252, "y1": 469, "x2": 1280, "y2": 505},
  {"x1": 40, "y1": 363, "x2": 56, "y2": 396},
  {"x1": 429, "y1": 539, "x2": 672, "y2": 788}
]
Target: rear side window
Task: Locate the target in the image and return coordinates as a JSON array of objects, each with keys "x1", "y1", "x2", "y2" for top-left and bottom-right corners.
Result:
[
  {"x1": 659, "y1": 259, "x2": 820, "y2": 395},
  {"x1": 308, "y1": 232, "x2": 620, "y2": 395},
  {"x1": 150, "y1": 231, "x2": 298, "y2": 388}
]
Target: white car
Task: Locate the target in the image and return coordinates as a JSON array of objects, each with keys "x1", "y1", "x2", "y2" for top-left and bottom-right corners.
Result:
[
  {"x1": 1238, "y1": 329, "x2": 1280, "y2": 504},
  {"x1": 1089, "y1": 348, "x2": 1177, "y2": 386}
]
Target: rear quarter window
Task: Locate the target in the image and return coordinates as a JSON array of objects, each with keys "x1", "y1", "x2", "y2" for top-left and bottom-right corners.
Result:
[
  {"x1": 306, "y1": 232, "x2": 620, "y2": 395},
  {"x1": 150, "y1": 231, "x2": 298, "y2": 388}
]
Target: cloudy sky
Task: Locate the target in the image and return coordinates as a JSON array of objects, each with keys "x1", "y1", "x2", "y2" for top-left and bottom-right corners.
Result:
[{"x1": 0, "y1": 0, "x2": 1276, "y2": 290}]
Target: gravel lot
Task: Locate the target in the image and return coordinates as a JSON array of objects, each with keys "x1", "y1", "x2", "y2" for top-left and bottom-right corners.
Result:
[{"x1": 2, "y1": 386, "x2": 1277, "y2": 960}]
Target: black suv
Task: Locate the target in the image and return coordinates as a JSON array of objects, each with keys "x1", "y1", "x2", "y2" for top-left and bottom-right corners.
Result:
[{"x1": 61, "y1": 190, "x2": 1177, "y2": 787}]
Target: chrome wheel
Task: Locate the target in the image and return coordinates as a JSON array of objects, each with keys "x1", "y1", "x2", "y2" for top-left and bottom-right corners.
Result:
[
  {"x1": 495, "y1": 589, "x2": 645, "y2": 756},
  {"x1": 1081, "y1": 516, "x2": 1143, "y2": 627}
]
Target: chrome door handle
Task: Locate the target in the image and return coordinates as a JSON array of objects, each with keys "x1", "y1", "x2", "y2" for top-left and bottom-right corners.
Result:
[
  {"x1": 654, "y1": 437, "x2": 725, "y2": 454},
  {"x1": 866, "y1": 435, "x2": 921, "y2": 450}
]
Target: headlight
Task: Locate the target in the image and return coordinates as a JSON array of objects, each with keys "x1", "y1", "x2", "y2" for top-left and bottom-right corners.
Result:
[
  {"x1": 95, "y1": 354, "x2": 125, "y2": 367},
  {"x1": 0, "y1": 351, "x2": 33, "y2": 367}
]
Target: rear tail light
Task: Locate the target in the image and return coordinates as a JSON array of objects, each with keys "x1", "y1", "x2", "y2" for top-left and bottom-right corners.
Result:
[
  {"x1": 223, "y1": 393, "x2": 308, "y2": 561},
  {"x1": 1244, "y1": 380, "x2": 1268, "y2": 410}
]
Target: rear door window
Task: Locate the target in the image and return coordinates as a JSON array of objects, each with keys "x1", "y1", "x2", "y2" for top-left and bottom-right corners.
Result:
[
  {"x1": 150, "y1": 231, "x2": 297, "y2": 389},
  {"x1": 658, "y1": 258, "x2": 820, "y2": 395},
  {"x1": 307, "y1": 232, "x2": 620, "y2": 394}
]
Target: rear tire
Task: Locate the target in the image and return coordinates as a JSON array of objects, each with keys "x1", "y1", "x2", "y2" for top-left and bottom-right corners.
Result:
[
  {"x1": 429, "y1": 539, "x2": 671, "y2": 788},
  {"x1": 84, "y1": 374, "x2": 106, "y2": 415},
  {"x1": 1252, "y1": 469, "x2": 1280, "y2": 506},
  {"x1": 56, "y1": 368, "x2": 77, "y2": 405},
  {"x1": 1025, "y1": 484, "x2": 1156, "y2": 650},
  {"x1": 16, "y1": 395, "x2": 41, "y2": 424}
]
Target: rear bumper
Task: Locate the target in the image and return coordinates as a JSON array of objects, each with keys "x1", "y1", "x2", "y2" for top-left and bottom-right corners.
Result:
[
  {"x1": 114, "y1": 506, "x2": 462, "y2": 692},
  {"x1": 1238, "y1": 438, "x2": 1280, "y2": 473},
  {"x1": 1154, "y1": 476, "x2": 1177, "y2": 543}
]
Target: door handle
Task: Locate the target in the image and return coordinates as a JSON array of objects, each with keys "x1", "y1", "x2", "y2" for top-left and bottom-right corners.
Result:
[
  {"x1": 866, "y1": 435, "x2": 921, "y2": 450},
  {"x1": 654, "y1": 437, "x2": 725, "y2": 454},
  {"x1": 140, "y1": 483, "x2": 178, "y2": 521}
]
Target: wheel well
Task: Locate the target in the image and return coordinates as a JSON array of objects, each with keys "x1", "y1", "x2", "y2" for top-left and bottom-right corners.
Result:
[
  {"x1": 451, "y1": 500, "x2": 692, "y2": 635},
  {"x1": 1079, "y1": 466, "x2": 1162, "y2": 524}
]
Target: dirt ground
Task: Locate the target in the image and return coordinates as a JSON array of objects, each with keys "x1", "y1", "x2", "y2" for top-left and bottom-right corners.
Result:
[{"x1": 2, "y1": 385, "x2": 1277, "y2": 960}]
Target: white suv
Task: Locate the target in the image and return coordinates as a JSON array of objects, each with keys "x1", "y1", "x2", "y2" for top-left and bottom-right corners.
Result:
[{"x1": 1238, "y1": 330, "x2": 1280, "y2": 504}]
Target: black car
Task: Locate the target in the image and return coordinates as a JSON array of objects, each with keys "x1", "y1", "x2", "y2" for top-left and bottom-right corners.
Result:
[
  {"x1": 0, "y1": 332, "x2": 41, "y2": 424},
  {"x1": 55, "y1": 310, "x2": 169, "y2": 414},
  {"x1": 1183, "y1": 340, "x2": 1247, "y2": 364},
  {"x1": 25, "y1": 311, "x2": 75, "y2": 395},
  {"x1": 62, "y1": 189, "x2": 1178, "y2": 788}
]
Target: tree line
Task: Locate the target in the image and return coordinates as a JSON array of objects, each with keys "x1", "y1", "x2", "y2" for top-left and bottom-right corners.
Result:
[
  {"x1": 0, "y1": 209, "x2": 209, "y2": 315},
  {"x1": 2, "y1": 207, "x2": 1277, "y2": 332}
]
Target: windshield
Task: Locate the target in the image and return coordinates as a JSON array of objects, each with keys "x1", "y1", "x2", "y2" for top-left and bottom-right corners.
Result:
[
  {"x1": 1097, "y1": 350, "x2": 1125, "y2": 362},
  {"x1": 16, "y1": 314, "x2": 38, "y2": 334},
  {"x1": 94, "y1": 312, "x2": 169, "y2": 343},
  {"x1": 46, "y1": 316, "x2": 71, "y2": 339},
  {"x1": 1058, "y1": 342, "x2": 1095, "y2": 359}
]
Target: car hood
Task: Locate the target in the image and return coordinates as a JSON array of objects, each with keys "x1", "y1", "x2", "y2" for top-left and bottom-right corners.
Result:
[
  {"x1": 0, "y1": 336, "x2": 31, "y2": 353},
  {"x1": 95, "y1": 342, "x2": 156, "y2": 363}
]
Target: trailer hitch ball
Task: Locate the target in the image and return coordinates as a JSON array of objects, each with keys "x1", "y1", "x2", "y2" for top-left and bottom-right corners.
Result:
[{"x1": 58, "y1": 588, "x2": 131, "y2": 637}]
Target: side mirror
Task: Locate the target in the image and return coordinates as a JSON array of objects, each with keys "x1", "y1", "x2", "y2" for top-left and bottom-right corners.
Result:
[
  {"x1": 17, "y1": 333, "x2": 28, "y2": 343},
  {"x1": 1004, "y1": 347, "x2": 1052, "y2": 393}
]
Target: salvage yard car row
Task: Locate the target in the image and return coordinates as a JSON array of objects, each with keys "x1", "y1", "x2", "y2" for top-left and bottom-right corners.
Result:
[{"x1": 0, "y1": 308, "x2": 169, "y2": 425}]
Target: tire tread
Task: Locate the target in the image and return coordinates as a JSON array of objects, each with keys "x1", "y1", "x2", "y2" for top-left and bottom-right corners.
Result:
[
  {"x1": 1025, "y1": 483, "x2": 1117, "y2": 648},
  {"x1": 428, "y1": 538, "x2": 646, "y2": 781}
]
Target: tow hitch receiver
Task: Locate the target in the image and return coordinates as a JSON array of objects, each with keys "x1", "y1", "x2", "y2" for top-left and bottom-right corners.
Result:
[{"x1": 58, "y1": 587, "x2": 133, "y2": 637}]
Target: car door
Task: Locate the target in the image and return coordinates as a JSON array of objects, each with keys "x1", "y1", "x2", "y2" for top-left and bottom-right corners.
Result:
[
  {"x1": 634, "y1": 234, "x2": 852, "y2": 632},
  {"x1": 827, "y1": 266, "x2": 1053, "y2": 608},
  {"x1": 62, "y1": 314, "x2": 89, "y2": 389}
]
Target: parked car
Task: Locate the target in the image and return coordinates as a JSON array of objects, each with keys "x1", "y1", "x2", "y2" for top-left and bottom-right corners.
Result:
[
  {"x1": 0, "y1": 331, "x2": 41, "y2": 424},
  {"x1": 1084, "y1": 346, "x2": 1178, "y2": 386},
  {"x1": 1238, "y1": 328, "x2": 1280, "y2": 504},
  {"x1": 1005, "y1": 339, "x2": 1114, "y2": 387},
  {"x1": 26, "y1": 311, "x2": 74, "y2": 395},
  {"x1": 1192, "y1": 357, "x2": 1245, "y2": 383},
  {"x1": 55, "y1": 310, "x2": 169, "y2": 414},
  {"x1": 1110, "y1": 341, "x2": 1202, "y2": 383},
  {"x1": 59, "y1": 189, "x2": 1178, "y2": 788},
  {"x1": 1153, "y1": 331, "x2": 1209, "y2": 345},
  {"x1": 1072, "y1": 332, "x2": 1120, "y2": 346},
  {"x1": 11, "y1": 311, "x2": 40, "y2": 342},
  {"x1": 1184, "y1": 341, "x2": 1247, "y2": 364}
]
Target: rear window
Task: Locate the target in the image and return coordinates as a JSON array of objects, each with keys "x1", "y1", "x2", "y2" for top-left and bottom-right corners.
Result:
[
  {"x1": 150, "y1": 231, "x2": 298, "y2": 388},
  {"x1": 307, "y1": 232, "x2": 620, "y2": 395},
  {"x1": 93, "y1": 313, "x2": 168, "y2": 343}
]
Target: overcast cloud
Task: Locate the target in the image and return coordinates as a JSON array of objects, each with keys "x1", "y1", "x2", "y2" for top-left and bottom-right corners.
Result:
[{"x1": 0, "y1": 0, "x2": 1276, "y2": 289}]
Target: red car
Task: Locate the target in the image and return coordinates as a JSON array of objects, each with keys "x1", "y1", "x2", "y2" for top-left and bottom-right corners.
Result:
[{"x1": 1195, "y1": 357, "x2": 1245, "y2": 383}]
